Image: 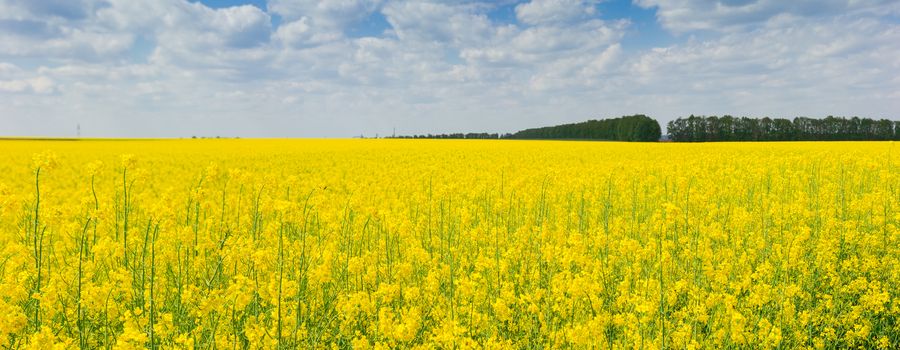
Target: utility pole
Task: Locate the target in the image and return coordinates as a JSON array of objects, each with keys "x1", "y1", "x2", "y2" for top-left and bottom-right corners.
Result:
[{"x1": 77, "y1": 123, "x2": 81, "y2": 138}]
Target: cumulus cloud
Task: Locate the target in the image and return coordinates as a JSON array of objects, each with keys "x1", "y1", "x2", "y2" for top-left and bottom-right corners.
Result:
[
  {"x1": 0, "y1": 0, "x2": 897, "y2": 137},
  {"x1": 382, "y1": 1, "x2": 495, "y2": 45},
  {"x1": 515, "y1": 0, "x2": 599, "y2": 25},
  {"x1": 0, "y1": 63, "x2": 56, "y2": 94},
  {"x1": 5, "y1": 0, "x2": 107, "y2": 20},
  {"x1": 0, "y1": 76, "x2": 55, "y2": 94},
  {"x1": 635, "y1": 0, "x2": 899, "y2": 32},
  {"x1": 626, "y1": 15, "x2": 900, "y2": 117},
  {"x1": 268, "y1": 0, "x2": 384, "y2": 44},
  {"x1": 269, "y1": 0, "x2": 383, "y2": 24}
]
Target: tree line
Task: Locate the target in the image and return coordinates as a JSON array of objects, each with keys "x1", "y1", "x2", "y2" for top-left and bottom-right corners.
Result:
[
  {"x1": 668, "y1": 115, "x2": 900, "y2": 142},
  {"x1": 390, "y1": 133, "x2": 502, "y2": 139},
  {"x1": 387, "y1": 115, "x2": 899, "y2": 142},
  {"x1": 505, "y1": 115, "x2": 661, "y2": 142},
  {"x1": 391, "y1": 115, "x2": 662, "y2": 142}
]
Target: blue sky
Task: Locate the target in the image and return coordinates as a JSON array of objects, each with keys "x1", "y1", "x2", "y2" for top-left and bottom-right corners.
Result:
[{"x1": 1, "y1": 0, "x2": 899, "y2": 137}]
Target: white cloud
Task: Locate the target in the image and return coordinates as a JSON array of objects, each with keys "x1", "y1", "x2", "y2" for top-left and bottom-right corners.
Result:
[
  {"x1": 0, "y1": 76, "x2": 55, "y2": 94},
  {"x1": 141, "y1": 2, "x2": 276, "y2": 81},
  {"x1": 275, "y1": 17, "x2": 343, "y2": 48},
  {"x1": 0, "y1": 12, "x2": 135, "y2": 60},
  {"x1": 626, "y1": 15, "x2": 900, "y2": 118},
  {"x1": 155, "y1": 2, "x2": 272, "y2": 51},
  {"x1": 268, "y1": 0, "x2": 383, "y2": 28},
  {"x1": 635, "y1": 0, "x2": 899, "y2": 32},
  {"x1": 0, "y1": 0, "x2": 897, "y2": 137},
  {"x1": 515, "y1": 0, "x2": 598, "y2": 25},
  {"x1": 4, "y1": 0, "x2": 107, "y2": 20},
  {"x1": 382, "y1": 1, "x2": 495, "y2": 45},
  {"x1": 209, "y1": 5, "x2": 272, "y2": 48}
]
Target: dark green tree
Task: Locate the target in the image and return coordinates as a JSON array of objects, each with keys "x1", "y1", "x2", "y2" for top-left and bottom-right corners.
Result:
[{"x1": 668, "y1": 115, "x2": 897, "y2": 142}]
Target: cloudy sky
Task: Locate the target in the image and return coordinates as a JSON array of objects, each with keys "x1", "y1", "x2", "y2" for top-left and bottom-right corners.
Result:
[{"x1": 1, "y1": 0, "x2": 899, "y2": 137}]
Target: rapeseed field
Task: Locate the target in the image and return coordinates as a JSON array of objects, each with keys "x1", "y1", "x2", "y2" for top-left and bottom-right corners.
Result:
[{"x1": 0, "y1": 139, "x2": 897, "y2": 349}]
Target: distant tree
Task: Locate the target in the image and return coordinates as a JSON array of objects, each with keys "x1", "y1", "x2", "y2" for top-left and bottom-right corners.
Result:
[
  {"x1": 668, "y1": 115, "x2": 897, "y2": 142},
  {"x1": 508, "y1": 115, "x2": 661, "y2": 141},
  {"x1": 875, "y1": 119, "x2": 893, "y2": 140}
]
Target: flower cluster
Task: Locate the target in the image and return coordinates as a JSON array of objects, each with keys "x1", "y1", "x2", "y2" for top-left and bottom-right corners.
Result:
[{"x1": 0, "y1": 139, "x2": 897, "y2": 348}]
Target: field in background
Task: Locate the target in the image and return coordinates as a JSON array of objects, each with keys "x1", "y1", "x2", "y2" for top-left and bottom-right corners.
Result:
[{"x1": 0, "y1": 139, "x2": 898, "y2": 348}]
